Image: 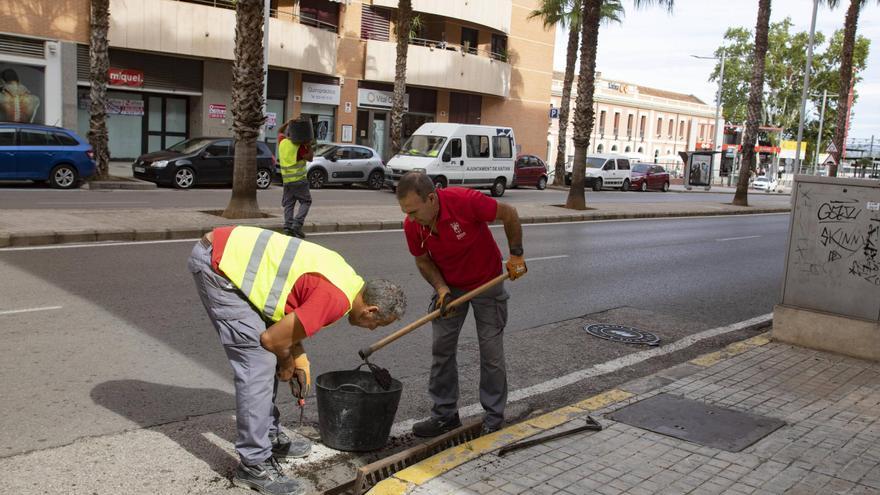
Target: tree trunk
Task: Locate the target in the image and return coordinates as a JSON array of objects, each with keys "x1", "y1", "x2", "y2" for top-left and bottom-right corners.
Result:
[
  {"x1": 223, "y1": 0, "x2": 265, "y2": 219},
  {"x1": 87, "y1": 0, "x2": 110, "y2": 180},
  {"x1": 554, "y1": 19, "x2": 579, "y2": 187},
  {"x1": 565, "y1": 0, "x2": 601, "y2": 210},
  {"x1": 829, "y1": 0, "x2": 860, "y2": 177},
  {"x1": 390, "y1": 0, "x2": 412, "y2": 156},
  {"x1": 733, "y1": 0, "x2": 771, "y2": 207}
]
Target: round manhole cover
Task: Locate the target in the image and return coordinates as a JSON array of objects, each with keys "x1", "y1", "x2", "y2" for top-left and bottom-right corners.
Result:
[{"x1": 584, "y1": 324, "x2": 660, "y2": 346}]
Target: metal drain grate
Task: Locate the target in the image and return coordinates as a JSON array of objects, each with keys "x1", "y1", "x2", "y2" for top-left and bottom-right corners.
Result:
[
  {"x1": 584, "y1": 324, "x2": 660, "y2": 346},
  {"x1": 324, "y1": 419, "x2": 483, "y2": 495}
]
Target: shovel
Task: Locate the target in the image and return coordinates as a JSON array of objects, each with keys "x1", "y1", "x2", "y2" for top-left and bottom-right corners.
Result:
[{"x1": 359, "y1": 272, "x2": 509, "y2": 389}]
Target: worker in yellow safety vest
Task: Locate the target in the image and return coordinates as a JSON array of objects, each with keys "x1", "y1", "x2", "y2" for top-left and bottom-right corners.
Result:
[
  {"x1": 277, "y1": 119, "x2": 314, "y2": 239},
  {"x1": 188, "y1": 225, "x2": 406, "y2": 495}
]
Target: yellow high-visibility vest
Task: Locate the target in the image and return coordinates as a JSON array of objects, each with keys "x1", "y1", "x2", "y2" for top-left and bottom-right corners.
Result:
[
  {"x1": 279, "y1": 139, "x2": 307, "y2": 184},
  {"x1": 218, "y1": 226, "x2": 364, "y2": 322}
]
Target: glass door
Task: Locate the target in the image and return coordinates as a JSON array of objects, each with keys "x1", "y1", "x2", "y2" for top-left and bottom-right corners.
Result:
[
  {"x1": 371, "y1": 111, "x2": 388, "y2": 161},
  {"x1": 145, "y1": 95, "x2": 188, "y2": 153}
]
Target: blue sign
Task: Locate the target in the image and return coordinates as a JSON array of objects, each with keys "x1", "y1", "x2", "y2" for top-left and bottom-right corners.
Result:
[{"x1": 549, "y1": 108, "x2": 559, "y2": 119}]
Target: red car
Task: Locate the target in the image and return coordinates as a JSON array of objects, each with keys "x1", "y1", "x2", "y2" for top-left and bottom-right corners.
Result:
[
  {"x1": 513, "y1": 154, "x2": 548, "y2": 190},
  {"x1": 630, "y1": 163, "x2": 670, "y2": 192}
]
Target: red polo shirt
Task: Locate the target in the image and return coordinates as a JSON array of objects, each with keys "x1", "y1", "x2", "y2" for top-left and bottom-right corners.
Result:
[
  {"x1": 404, "y1": 187, "x2": 502, "y2": 290},
  {"x1": 210, "y1": 226, "x2": 349, "y2": 337}
]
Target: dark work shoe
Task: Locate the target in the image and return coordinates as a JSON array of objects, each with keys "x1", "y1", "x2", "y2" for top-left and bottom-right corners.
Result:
[
  {"x1": 292, "y1": 228, "x2": 306, "y2": 239},
  {"x1": 412, "y1": 414, "x2": 462, "y2": 438},
  {"x1": 481, "y1": 423, "x2": 501, "y2": 436},
  {"x1": 270, "y1": 430, "x2": 311, "y2": 459},
  {"x1": 232, "y1": 457, "x2": 305, "y2": 495}
]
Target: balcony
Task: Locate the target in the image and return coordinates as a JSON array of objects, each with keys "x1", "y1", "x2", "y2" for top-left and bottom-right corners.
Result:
[
  {"x1": 108, "y1": 0, "x2": 337, "y2": 75},
  {"x1": 364, "y1": 40, "x2": 510, "y2": 98},
  {"x1": 372, "y1": 0, "x2": 511, "y2": 34}
]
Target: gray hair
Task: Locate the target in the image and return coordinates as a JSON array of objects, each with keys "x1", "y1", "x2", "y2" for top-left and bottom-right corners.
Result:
[
  {"x1": 362, "y1": 279, "x2": 407, "y2": 321},
  {"x1": 395, "y1": 171, "x2": 435, "y2": 201}
]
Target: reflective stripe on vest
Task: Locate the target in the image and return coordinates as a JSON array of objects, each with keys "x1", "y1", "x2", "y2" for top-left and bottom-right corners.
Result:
[
  {"x1": 218, "y1": 226, "x2": 365, "y2": 322},
  {"x1": 279, "y1": 140, "x2": 307, "y2": 184}
]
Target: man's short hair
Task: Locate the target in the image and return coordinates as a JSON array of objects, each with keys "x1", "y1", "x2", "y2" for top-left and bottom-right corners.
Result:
[
  {"x1": 396, "y1": 171, "x2": 435, "y2": 201},
  {"x1": 362, "y1": 279, "x2": 407, "y2": 321}
]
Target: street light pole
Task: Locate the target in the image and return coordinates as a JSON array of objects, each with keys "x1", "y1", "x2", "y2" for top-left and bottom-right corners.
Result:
[
  {"x1": 814, "y1": 89, "x2": 828, "y2": 173},
  {"x1": 691, "y1": 51, "x2": 726, "y2": 185},
  {"x1": 794, "y1": 0, "x2": 819, "y2": 175}
]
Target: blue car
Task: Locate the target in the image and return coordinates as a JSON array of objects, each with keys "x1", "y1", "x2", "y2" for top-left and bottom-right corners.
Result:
[{"x1": 0, "y1": 123, "x2": 96, "y2": 189}]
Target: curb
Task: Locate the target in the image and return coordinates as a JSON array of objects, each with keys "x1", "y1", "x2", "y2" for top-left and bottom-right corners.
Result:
[
  {"x1": 85, "y1": 177, "x2": 157, "y2": 190},
  {"x1": 366, "y1": 332, "x2": 773, "y2": 495},
  {"x1": 0, "y1": 208, "x2": 791, "y2": 248}
]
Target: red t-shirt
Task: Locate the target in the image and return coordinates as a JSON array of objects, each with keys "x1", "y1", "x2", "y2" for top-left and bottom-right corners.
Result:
[
  {"x1": 210, "y1": 226, "x2": 349, "y2": 337},
  {"x1": 404, "y1": 187, "x2": 502, "y2": 290}
]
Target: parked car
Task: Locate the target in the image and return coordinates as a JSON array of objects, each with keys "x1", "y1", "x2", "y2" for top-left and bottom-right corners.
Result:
[
  {"x1": 513, "y1": 154, "x2": 548, "y2": 190},
  {"x1": 132, "y1": 138, "x2": 275, "y2": 189},
  {"x1": 565, "y1": 153, "x2": 632, "y2": 191},
  {"x1": 385, "y1": 123, "x2": 516, "y2": 197},
  {"x1": 752, "y1": 176, "x2": 778, "y2": 192},
  {"x1": 0, "y1": 123, "x2": 95, "y2": 189},
  {"x1": 295, "y1": 143, "x2": 385, "y2": 189},
  {"x1": 630, "y1": 163, "x2": 670, "y2": 192}
]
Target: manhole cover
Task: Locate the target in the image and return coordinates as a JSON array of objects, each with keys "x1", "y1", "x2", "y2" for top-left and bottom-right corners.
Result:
[
  {"x1": 584, "y1": 324, "x2": 660, "y2": 346},
  {"x1": 608, "y1": 394, "x2": 785, "y2": 452}
]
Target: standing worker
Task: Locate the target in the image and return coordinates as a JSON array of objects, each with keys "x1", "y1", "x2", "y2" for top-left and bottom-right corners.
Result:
[
  {"x1": 277, "y1": 119, "x2": 314, "y2": 239},
  {"x1": 188, "y1": 225, "x2": 406, "y2": 495},
  {"x1": 395, "y1": 172, "x2": 527, "y2": 437}
]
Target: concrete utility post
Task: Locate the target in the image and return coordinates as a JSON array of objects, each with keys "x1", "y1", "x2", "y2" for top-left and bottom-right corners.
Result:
[
  {"x1": 795, "y1": 0, "x2": 819, "y2": 175},
  {"x1": 713, "y1": 50, "x2": 726, "y2": 156}
]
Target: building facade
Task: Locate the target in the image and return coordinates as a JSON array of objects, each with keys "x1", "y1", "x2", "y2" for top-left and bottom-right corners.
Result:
[
  {"x1": 548, "y1": 71, "x2": 719, "y2": 175},
  {"x1": 1, "y1": 0, "x2": 554, "y2": 161}
]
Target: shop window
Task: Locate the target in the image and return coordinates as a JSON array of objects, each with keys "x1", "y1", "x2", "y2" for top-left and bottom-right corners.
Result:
[
  {"x1": 466, "y1": 135, "x2": 489, "y2": 158},
  {"x1": 491, "y1": 34, "x2": 507, "y2": 61},
  {"x1": 461, "y1": 27, "x2": 478, "y2": 55},
  {"x1": 492, "y1": 136, "x2": 512, "y2": 158}
]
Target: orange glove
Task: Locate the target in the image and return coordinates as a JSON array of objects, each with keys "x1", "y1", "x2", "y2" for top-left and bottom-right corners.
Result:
[
  {"x1": 288, "y1": 353, "x2": 311, "y2": 400},
  {"x1": 506, "y1": 255, "x2": 527, "y2": 281},
  {"x1": 433, "y1": 287, "x2": 458, "y2": 318}
]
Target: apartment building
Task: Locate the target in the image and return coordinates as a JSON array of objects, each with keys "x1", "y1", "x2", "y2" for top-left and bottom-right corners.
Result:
[
  {"x1": 1, "y1": 0, "x2": 554, "y2": 161},
  {"x1": 548, "y1": 71, "x2": 719, "y2": 174}
]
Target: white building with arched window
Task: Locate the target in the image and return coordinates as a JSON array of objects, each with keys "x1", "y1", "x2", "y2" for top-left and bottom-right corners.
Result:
[{"x1": 548, "y1": 72, "x2": 719, "y2": 176}]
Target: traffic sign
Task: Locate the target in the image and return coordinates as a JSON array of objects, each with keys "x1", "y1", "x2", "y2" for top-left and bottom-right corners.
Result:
[
  {"x1": 823, "y1": 154, "x2": 837, "y2": 166},
  {"x1": 825, "y1": 142, "x2": 838, "y2": 154}
]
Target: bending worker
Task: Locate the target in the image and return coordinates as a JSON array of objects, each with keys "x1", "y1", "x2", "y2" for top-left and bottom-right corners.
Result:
[
  {"x1": 277, "y1": 119, "x2": 314, "y2": 239},
  {"x1": 395, "y1": 172, "x2": 527, "y2": 437},
  {"x1": 188, "y1": 225, "x2": 406, "y2": 495}
]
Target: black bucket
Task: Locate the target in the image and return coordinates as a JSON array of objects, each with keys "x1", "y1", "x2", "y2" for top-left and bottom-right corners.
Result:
[
  {"x1": 315, "y1": 366, "x2": 402, "y2": 452},
  {"x1": 286, "y1": 117, "x2": 314, "y2": 144}
]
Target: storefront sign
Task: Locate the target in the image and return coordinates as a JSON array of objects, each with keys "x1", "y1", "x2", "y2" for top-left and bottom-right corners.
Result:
[
  {"x1": 208, "y1": 103, "x2": 227, "y2": 119},
  {"x1": 108, "y1": 68, "x2": 144, "y2": 87},
  {"x1": 107, "y1": 98, "x2": 144, "y2": 116},
  {"x1": 357, "y1": 88, "x2": 408, "y2": 110},
  {"x1": 266, "y1": 112, "x2": 277, "y2": 127},
  {"x1": 302, "y1": 82, "x2": 340, "y2": 105}
]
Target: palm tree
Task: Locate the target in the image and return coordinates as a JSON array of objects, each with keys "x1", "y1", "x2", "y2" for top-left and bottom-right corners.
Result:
[
  {"x1": 566, "y1": 0, "x2": 670, "y2": 210},
  {"x1": 390, "y1": 0, "x2": 414, "y2": 156},
  {"x1": 530, "y1": 0, "x2": 623, "y2": 188},
  {"x1": 732, "y1": 0, "x2": 772, "y2": 207},
  {"x1": 824, "y1": 0, "x2": 877, "y2": 176},
  {"x1": 222, "y1": 0, "x2": 265, "y2": 219},
  {"x1": 87, "y1": 0, "x2": 110, "y2": 180}
]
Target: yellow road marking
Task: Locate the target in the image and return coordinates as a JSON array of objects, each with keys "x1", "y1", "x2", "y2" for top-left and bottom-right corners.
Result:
[
  {"x1": 368, "y1": 477, "x2": 410, "y2": 495},
  {"x1": 691, "y1": 333, "x2": 771, "y2": 367},
  {"x1": 573, "y1": 389, "x2": 633, "y2": 411}
]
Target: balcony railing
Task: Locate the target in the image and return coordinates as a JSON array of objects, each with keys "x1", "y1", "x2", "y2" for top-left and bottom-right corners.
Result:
[
  {"x1": 172, "y1": 0, "x2": 339, "y2": 32},
  {"x1": 408, "y1": 37, "x2": 507, "y2": 62}
]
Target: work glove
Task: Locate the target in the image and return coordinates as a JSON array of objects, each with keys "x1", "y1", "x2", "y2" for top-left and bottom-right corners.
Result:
[
  {"x1": 506, "y1": 255, "x2": 528, "y2": 281},
  {"x1": 288, "y1": 353, "x2": 311, "y2": 401},
  {"x1": 433, "y1": 288, "x2": 456, "y2": 318}
]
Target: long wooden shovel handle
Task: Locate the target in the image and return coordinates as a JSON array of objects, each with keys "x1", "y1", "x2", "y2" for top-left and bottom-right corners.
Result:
[{"x1": 359, "y1": 273, "x2": 509, "y2": 360}]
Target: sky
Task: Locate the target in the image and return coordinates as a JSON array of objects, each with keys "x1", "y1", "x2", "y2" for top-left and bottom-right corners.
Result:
[{"x1": 552, "y1": 0, "x2": 880, "y2": 142}]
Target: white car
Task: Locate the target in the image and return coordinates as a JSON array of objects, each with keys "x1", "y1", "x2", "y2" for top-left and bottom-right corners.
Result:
[
  {"x1": 565, "y1": 153, "x2": 633, "y2": 191},
  {"x1": 752, "y1": 176, "x2": 778, "y2": 192}
]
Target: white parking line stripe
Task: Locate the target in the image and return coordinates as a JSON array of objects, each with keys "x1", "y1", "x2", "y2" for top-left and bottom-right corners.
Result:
[
  {"x1": 0, "y1": 306, "x2": 63, "y2": 316},
  {"x1": 716, "y1": 235, "x2": 762, "y2": 242}
]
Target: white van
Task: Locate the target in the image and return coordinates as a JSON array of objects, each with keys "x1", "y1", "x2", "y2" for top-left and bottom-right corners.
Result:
[
  {"x1": 384, "y1": 123, "x2": 516, "y2": 197},
  {"x1": 564, "y1": 153, "x2": 632, "y2": 191}
]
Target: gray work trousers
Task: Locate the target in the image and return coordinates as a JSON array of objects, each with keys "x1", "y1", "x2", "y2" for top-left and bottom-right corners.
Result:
[
  {"x1": 429, "y1": 281, "x2": 509, "y2": 429},
  {"x1": 282, "y1": 180, "x2": 312, "y2": 231},
  {"x1": 187, "y1": 238, "x2": 280, "y2": 466}
]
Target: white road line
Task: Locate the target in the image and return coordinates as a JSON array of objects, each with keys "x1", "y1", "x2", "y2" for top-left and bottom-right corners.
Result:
[
  {"x1": 388, "y1": 312, "x2": 772, "y2": 436},
  {"x1": 0, "y1": 306, "x2": 63, "y2": 316},
  {"x1": 716, "y1": 235, "x2": 762, "y2": 242},
  {"x1": 38, "y1": 201, "x2": 152, "y2": 205},
  {"x1": 527, "y1": 255, "x2": 569, "y2": 262}
]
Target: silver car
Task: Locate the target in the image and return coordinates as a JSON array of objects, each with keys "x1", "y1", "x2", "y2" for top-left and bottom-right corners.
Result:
[{"x1": 305, "y1": 143, "x2": 385, "y2": 189}]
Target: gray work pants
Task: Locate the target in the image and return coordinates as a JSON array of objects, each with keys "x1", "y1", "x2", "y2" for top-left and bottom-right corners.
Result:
[
  {"x1": 282, "y1": 180, "x2": 312, "y2": 231},
  {"x1": 187, "y1": 239, "x2": 280, "y2": 466},
  {"x1": 429, "y1": 281, "x2": 509, "y2": 429}
]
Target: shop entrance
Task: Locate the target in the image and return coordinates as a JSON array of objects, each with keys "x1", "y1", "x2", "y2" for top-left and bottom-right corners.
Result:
[
  {"x1": 145, "y1": 95, "x2": 188, "y2": 153},
  {"x1": 357, "y1": 109, "x2": 389, "y2": 161}
]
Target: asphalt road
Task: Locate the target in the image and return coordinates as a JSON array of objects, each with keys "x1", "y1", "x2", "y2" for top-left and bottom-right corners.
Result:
[
  {"x1": 0, "y1": 181, "x2": 792, "y2": 210},
  {"x1": 0, "y1": 213, "x2": 789, "y2": 458}
]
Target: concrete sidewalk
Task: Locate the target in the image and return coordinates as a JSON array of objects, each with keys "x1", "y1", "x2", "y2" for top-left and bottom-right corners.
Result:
[
  {"x1": 0, "y1": 199, "x2": 790, "y2": 248},
  {"x1": 371, "y1": 336, "x2": 880, "y2": 495}
]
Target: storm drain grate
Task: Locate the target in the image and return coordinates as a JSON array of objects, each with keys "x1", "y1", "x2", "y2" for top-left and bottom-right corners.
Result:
[
  {"x1": 584, "y1": 324, "x2": 660, "y2": 346},
  {"x1": 608, "y1": 393, "x2": 786, "y2": 452}
]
